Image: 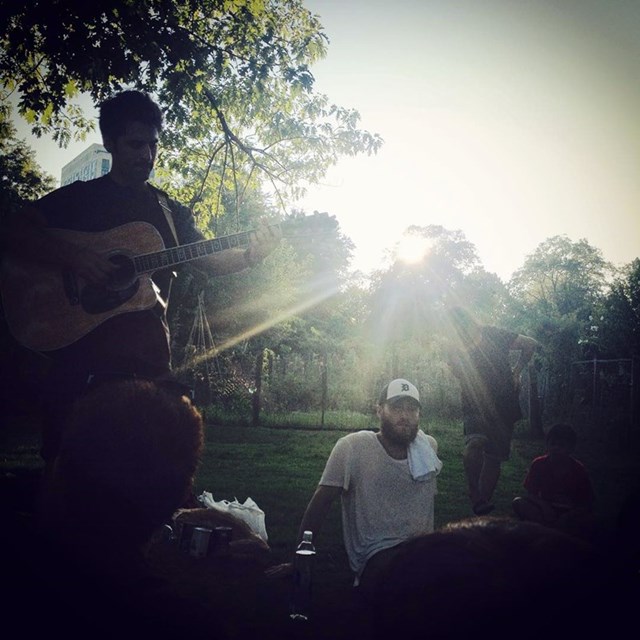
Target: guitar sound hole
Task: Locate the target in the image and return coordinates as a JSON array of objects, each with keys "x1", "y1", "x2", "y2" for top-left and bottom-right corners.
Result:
[{"x1": 107, "y1": 253, "x2": 136, "y2": 290}]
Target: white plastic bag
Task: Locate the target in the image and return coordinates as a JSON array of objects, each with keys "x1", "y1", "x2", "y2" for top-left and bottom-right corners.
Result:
[{"x1": 197, "y1": 492, "x2": 268, "y2": 543}]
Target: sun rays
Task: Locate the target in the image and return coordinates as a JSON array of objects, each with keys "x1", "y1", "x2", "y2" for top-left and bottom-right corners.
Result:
[{"x1": 175, "y1": 277, "x2": 342, "y2": 375}]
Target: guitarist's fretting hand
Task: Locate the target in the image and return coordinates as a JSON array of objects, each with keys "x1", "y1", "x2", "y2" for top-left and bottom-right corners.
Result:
[
  {"x1": 195, "y1": 221, "x2": 282, "y2": 276},
  {"x1": 245, "y1": 222, "x2": 282, "y2": 267}
]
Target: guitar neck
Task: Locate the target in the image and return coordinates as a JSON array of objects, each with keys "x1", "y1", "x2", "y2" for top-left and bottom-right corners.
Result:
[{"x1": 133, "y1": 227, "x2": 261, "y2": 273}]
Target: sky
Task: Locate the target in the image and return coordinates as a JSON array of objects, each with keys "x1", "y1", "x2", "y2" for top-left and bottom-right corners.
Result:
[{"x1": 12, "y1": 0, "x2": 640, "y2": 282}]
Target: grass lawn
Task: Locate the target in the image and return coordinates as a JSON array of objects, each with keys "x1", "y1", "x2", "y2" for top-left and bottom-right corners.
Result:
[
  {"x1": 195, "y1": 419, "x2": 538, "y2": 557},
  {"x1": 3, "y1": 410, "x2": 638, "y2": 550},
  {"x1": 188, "y1": 414, "x2": 640, "y2": 598}
]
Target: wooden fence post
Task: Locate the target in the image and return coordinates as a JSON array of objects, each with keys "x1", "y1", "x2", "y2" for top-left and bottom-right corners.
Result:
[
  {"x1": 320, "y1": 355, "x2": 327, "y2": 429},
  {"x1": 528, "y1": 362, "x2": 543, "y2": 438},
  {"x1": 252, "y1": 349, "x2": 263, "y2": 427}
]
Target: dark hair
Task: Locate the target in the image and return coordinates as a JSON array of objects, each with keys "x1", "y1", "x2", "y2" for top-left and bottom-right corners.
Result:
[
  {"x1": 546, "y1": 423, "x2": 577, "y2": 450},
  {"x1": 99, "y1": 90, "x2": 163, "y2": 141},
  {"x1": 372, "y1": 517, "x2": 617, "y2": 639},
  {"x1": 53, "y1": 379, "x2": 203, "y2": 545}
]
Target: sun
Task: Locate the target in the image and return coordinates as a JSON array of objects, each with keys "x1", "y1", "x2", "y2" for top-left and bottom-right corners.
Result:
[{"x1": 395, "y1": 233, "x2": 432, "y2": 264}]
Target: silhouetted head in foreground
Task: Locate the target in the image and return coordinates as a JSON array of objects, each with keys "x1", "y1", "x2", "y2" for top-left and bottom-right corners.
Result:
[
  {"x1": 40, "y1": 378, "x2": 204, "y2": 551},
  {"x1": 372, "y1": 517, "x2": 631, "y2": 640}
]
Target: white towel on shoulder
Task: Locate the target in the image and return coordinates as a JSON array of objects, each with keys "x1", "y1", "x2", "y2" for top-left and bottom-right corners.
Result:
[{"x1": 408, "y1": 430, "x2": 443, "y2": 481}]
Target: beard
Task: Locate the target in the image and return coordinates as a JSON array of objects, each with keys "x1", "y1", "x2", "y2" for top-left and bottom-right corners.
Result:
[
  {"x1": 131, "y1": 163, "x2": 153, "y2": 181},
  {"x1": 379, "y1": 415, "x2": 419, "y2": 447}
]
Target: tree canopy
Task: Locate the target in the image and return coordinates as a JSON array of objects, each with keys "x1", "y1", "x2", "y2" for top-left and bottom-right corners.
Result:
[
  {"x1": 599, "y1": 258, "x2": 640, "y2": 359},
  {"x1": 509, "y1": 235, "x2": 612, "y2": 320},
  {"x1": 0, "y1": 105, "x2": 55, "y2": 218},
  {"x1": 367, "y1": 225, "x2": 503, "y2": 343},
  {"x1": 1, "y1": 0, "x2": 382, "y2": 220}
]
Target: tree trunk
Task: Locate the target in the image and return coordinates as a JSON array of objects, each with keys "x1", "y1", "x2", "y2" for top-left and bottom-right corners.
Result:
[{"x1": 528, "y1": 362, "x2": 544, "y2": 438}]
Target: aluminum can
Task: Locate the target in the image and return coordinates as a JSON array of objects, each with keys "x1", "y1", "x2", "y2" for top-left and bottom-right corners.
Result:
[
  {"x1": 189, "y1": 526, "x2": 212, "y2": 558},
  {"x1": 178, "y1": 522, "x2": 197, "y2": 553},
  {"x1": 209, "y1": 526, "x2": 233, "y2": 557}
]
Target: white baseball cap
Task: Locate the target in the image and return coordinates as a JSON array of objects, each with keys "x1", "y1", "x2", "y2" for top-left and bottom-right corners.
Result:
[{"x1": 379, "y1": 379, "x2": 420, "y2": 406}]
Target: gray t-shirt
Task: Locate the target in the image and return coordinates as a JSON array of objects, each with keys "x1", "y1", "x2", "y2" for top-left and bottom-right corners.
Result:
[{"x1": 320, "y1": 430, "x2": 437, "y2": 578}]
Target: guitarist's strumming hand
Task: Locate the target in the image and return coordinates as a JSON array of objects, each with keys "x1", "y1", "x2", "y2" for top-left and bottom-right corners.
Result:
[
  {"x1": 64, "y1": 245, "x2": 119, "y2": 284},
  {"x1": 0, "y1": 205, "x2": 118, "y2": 285}
]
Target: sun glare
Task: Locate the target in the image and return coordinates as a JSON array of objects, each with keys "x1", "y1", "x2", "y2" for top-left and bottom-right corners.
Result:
[{"x1": 395, "y1": 233, "x2": 432, "y2": 264}]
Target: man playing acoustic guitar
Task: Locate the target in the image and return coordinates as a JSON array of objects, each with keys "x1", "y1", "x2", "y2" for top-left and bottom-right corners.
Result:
[{"x1": 1, "y1": 90, "x2": 280, "y2": 462}]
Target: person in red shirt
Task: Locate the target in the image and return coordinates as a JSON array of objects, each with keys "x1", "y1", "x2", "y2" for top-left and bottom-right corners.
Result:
[{"x1": 512, "y1": 423, "x2": 595, "y2": 538}]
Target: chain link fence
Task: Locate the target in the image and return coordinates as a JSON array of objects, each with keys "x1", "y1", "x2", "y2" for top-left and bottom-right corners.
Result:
[{"x1": 187, "y1": 346, "x2": 638, "y2": 453}]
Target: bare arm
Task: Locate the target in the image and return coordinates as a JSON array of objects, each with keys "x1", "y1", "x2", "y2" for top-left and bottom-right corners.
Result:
[
  {"x1": 296, "y1": 484, "x2": 343, "y2": 544},
  {"x1": 264, "y1": 484, "x2": 342, "y2": 578},
  {"x1": 511, "y1": 335, "x2": 541, "y2": 379},
  {"x1": 191, "y1": 223, "x2": 282, "y2": 277}
]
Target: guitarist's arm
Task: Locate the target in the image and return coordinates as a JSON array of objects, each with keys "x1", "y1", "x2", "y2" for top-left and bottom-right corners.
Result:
[
  {"x1": 1, "y1": 206, "x2": 117, "y2": 284},
  {"x1": 190, "y1": 223, "x2": 282, "y2": 277}
]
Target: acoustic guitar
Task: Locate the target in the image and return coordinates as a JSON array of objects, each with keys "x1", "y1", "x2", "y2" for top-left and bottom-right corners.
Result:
[{"x1": 1, "y1": 216, "x2": 321, "y2": 352}]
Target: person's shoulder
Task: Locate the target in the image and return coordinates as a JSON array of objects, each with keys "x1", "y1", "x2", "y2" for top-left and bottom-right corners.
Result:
[
  {"x1": 425, "y1": 433, "x2": 438, "y2": 453},
  {"x1": 149, "y1": 184, "x2": 190, "y2": 214},
  {"x1": 352, "y1": 429, "x2": 378, "y2": 441},
  {"x1": 484, "y1": 324, "x2": 516, "y2": 339},
  {"x1": 484, "y1": 325, "x2": 520, "y2": 349},
  {"x1": 529, "y1": 453, "x2": 549, "y2": 467},
  {"x1": 337, "y1": 430, "x2": 376, "y2": 442},
  {"x1": 69, "y1": 176, "x2": 110, "y2": 191},
  {"x1": 38, "y1": 177, "x2": 93, "y2": 201},
  {"x1": 333, "y1": 430, "x2": 377, "y2": 450},
  {"x1": 148, "y1": 185, "x2": 200, "y2": 243},
  {"x1": 480, "y1": 325, "x2": 499, "y2": 341},
  {"x1": 149, "y1": 183, "x2": 171, "y2": 201},
  {"x1": 568, "y1": 455, "x2": 589, "y2": 471},
  {"x1": 35, "y1": 178, "x2": 107, "y2": 217}
]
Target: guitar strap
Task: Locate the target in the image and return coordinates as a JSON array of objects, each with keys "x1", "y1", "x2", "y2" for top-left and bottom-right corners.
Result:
[
  {"x1": 153, "y1": 190, "x2": 179, "y2": 306},
  {"x1": 154, "y1": 190, "x2": 179, "y2": 246}
]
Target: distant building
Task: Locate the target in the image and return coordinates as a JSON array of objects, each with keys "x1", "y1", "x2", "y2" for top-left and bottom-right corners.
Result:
[{"x1": 61, "y1": 143, "x2": 112, "y2": 186}]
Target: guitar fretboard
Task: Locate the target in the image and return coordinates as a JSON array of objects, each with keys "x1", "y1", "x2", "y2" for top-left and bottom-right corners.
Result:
[{"x1": 133, "y1": 230, "x2": 255, "y2": 273}]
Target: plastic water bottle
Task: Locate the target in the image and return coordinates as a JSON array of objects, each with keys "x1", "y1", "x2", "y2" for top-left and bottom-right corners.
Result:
[{"x1": 289, "y1": 530, "x2": 316, "y2": 621}]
